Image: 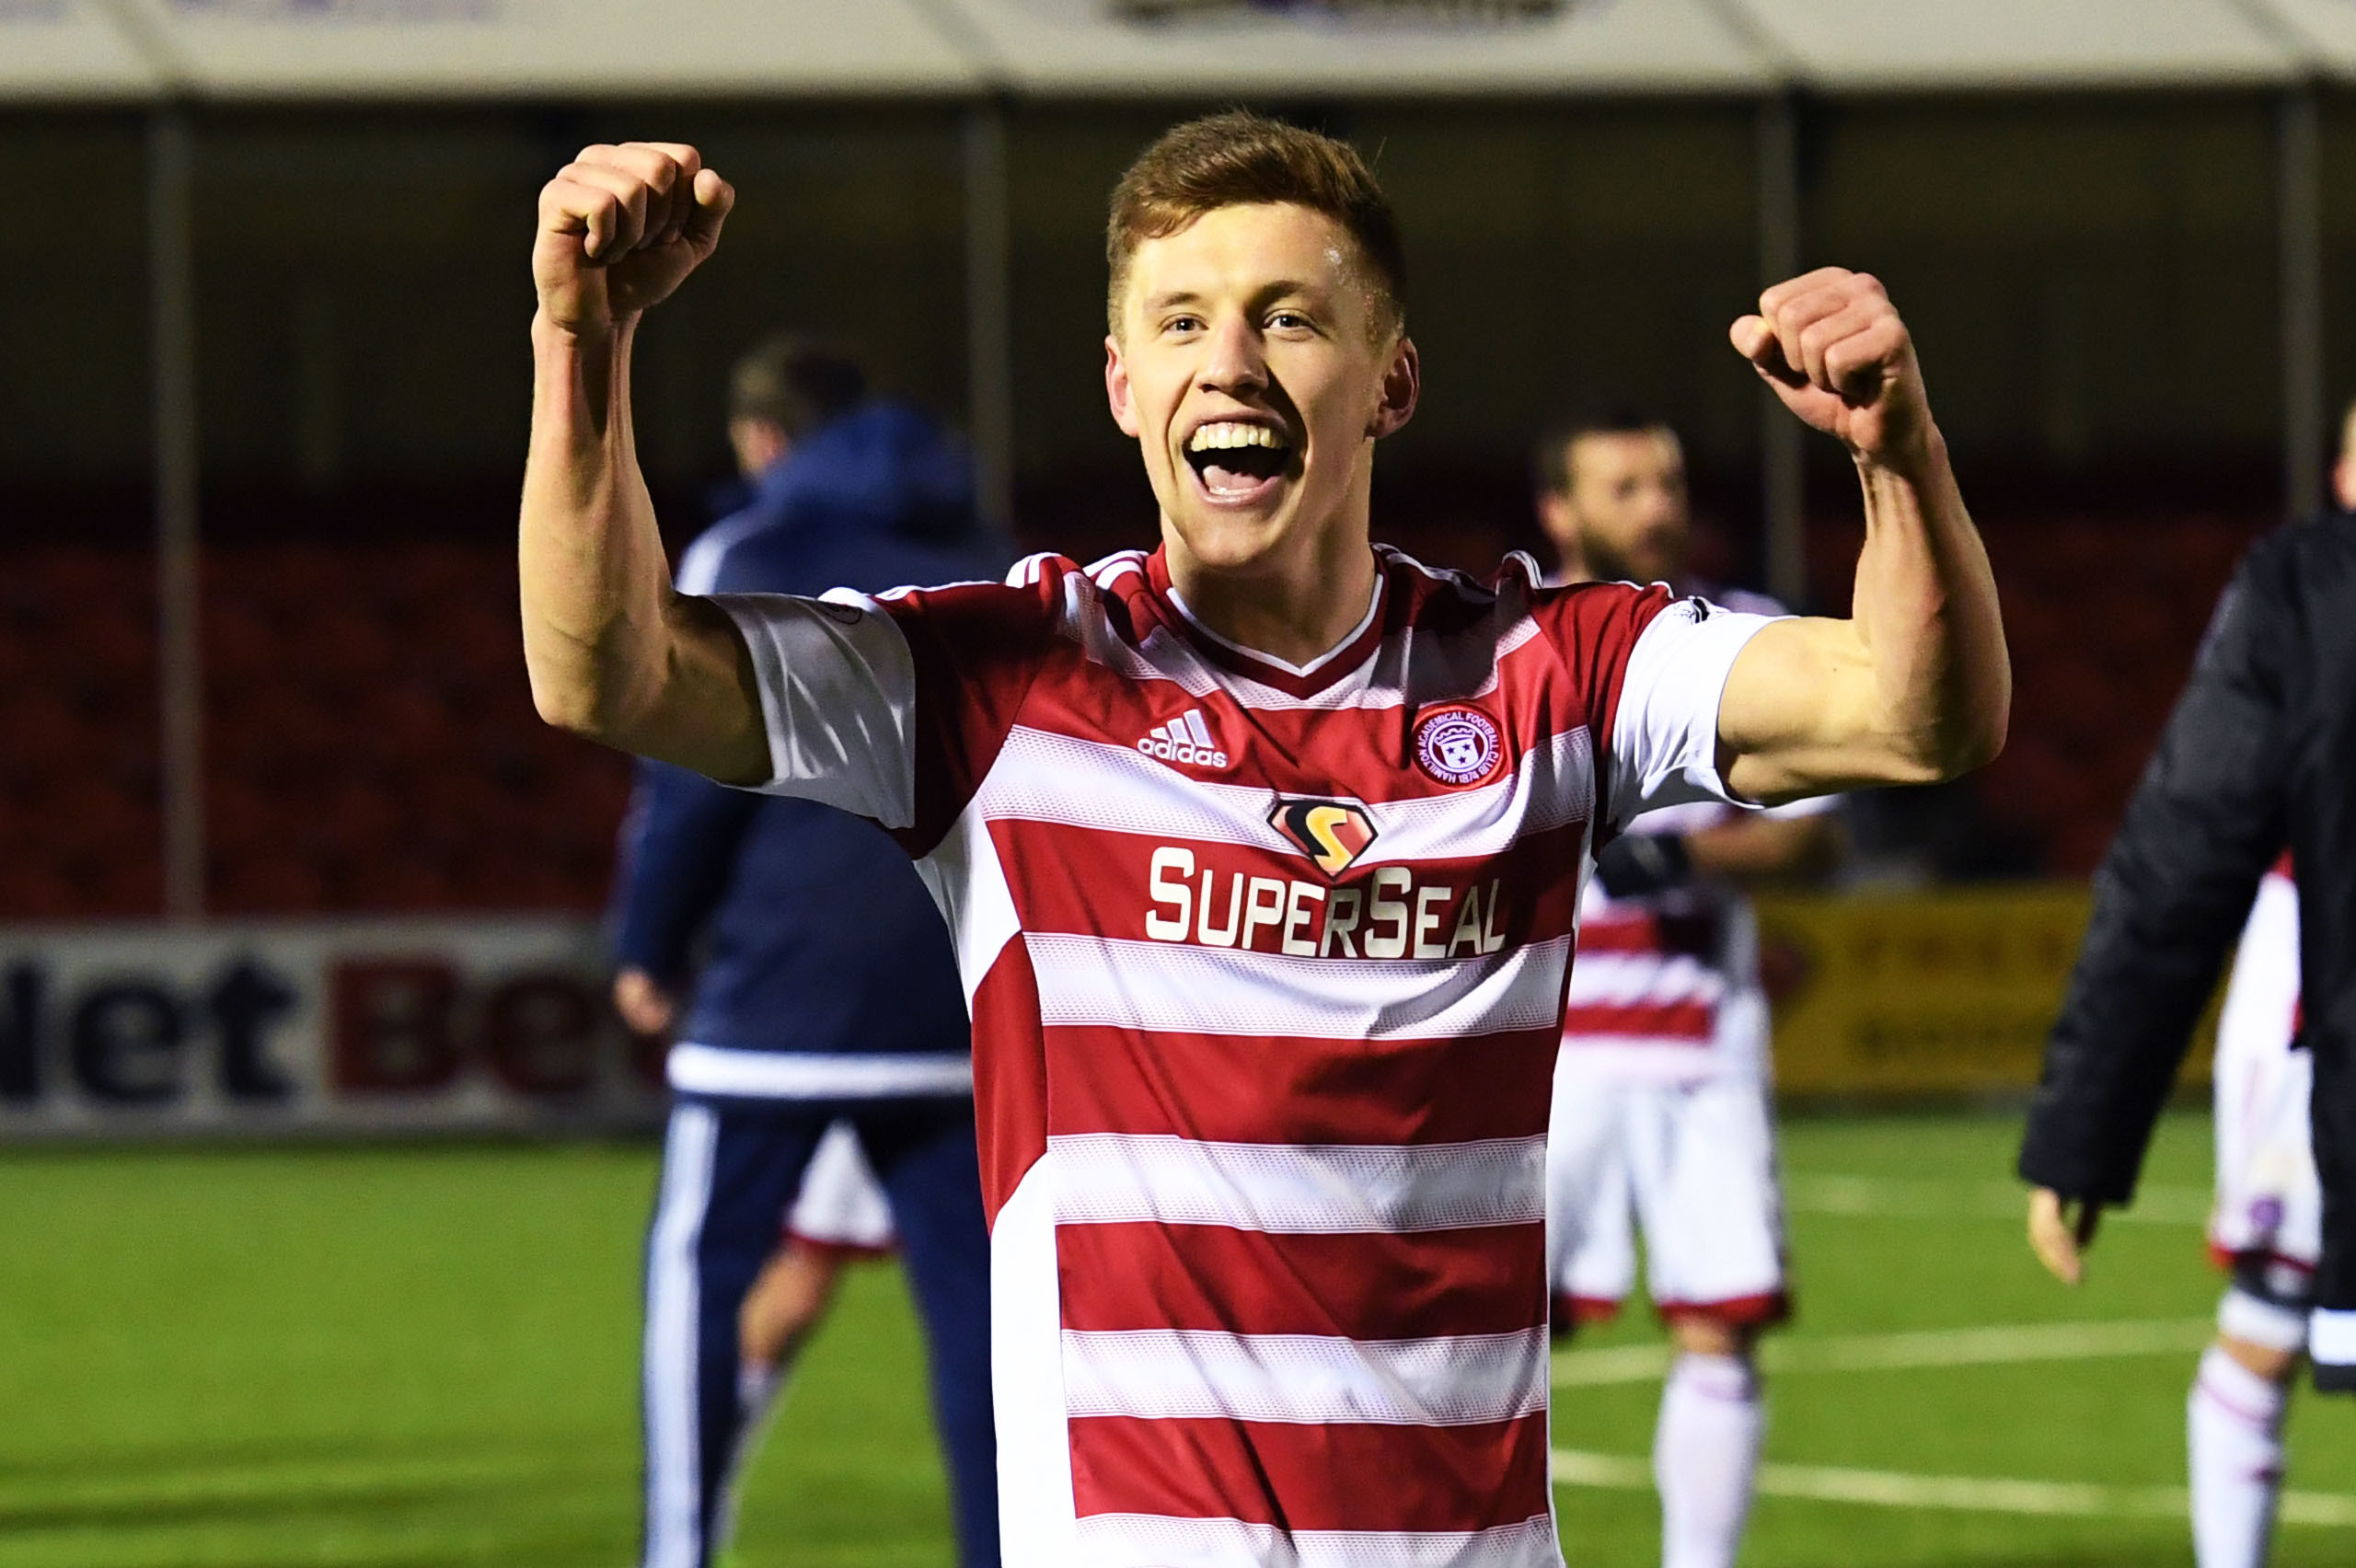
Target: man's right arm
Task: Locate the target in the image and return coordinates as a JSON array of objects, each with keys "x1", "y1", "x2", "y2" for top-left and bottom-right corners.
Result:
[{"x1": 519, "y1": 141, "x2": 768, "y2": 783}]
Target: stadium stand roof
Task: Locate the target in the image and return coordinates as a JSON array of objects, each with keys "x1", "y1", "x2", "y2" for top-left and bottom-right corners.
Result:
[
  {"x1": 0, "y1": 2, "x2": 159, "y2": 101},
  {"x1": 1735, "y1": 0, "x2": 2299, "y2": 88},
  {"x1": 0, "y1": 0, "x2": 2339, "y2": 102},
  {"x1": 0, "y1": 0, "x2": 978, "y2": 101},
  {"x1": 941, "y1": 0, "x2": 1772, "y2": 95}
]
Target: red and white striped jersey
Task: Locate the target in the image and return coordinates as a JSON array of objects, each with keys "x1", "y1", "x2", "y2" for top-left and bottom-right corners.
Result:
[
  {"x1": 1559, "y1": 793, "x2": 1832, "y2": 1088},
  {"x1": 2209, "y1": 854, "x2": 2313, "y2": 1274},
  {"x1": 719, "y1": 543, "x2": 1776, "y2": 1567},
  {"x1": 1554, "y1": 582, "x2": 1823, "y2": 1088}
]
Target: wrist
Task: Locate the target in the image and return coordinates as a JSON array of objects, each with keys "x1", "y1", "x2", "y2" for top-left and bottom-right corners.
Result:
[
  {"x1": 532, "y1": 308, "x2": 634, "y2": 358},
  {"x1": 1854, "y1": 422, "x2": 1946, "y2": 490}
]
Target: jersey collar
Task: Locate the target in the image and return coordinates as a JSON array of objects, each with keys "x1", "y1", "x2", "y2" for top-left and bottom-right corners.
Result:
[{"x1": 1146, "y1": 547, "x2": 1389, "y2": 700}]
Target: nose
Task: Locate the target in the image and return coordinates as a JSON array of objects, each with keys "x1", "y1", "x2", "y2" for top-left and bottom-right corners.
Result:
[{"x1": 1196, "y1": 313, "x2": 1268, "y2": 398}]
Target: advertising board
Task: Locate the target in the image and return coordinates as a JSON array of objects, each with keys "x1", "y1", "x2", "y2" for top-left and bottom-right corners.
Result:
[
  {"x1": 0, "y1": 918, "x2": 660, "y2": 1138},
  {"x1": 0, "y1": 884, "x2": 2220, "y2": 1136},
  {"x1": 1758, "y1": 884, "x2": 2220, "y2": 1100}
]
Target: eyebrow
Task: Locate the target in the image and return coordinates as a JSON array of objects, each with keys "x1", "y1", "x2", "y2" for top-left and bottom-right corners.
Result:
[{"x1": 1141, "y1": 279, "x2": 1331, "y2": 315}]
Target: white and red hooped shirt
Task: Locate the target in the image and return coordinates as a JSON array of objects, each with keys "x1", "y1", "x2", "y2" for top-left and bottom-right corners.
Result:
[
  {"x1": 1558, "y1": 790, "x2": 1836, "y2": 1089},
  {"x1": 1553, "y1": 582, "x2": 1828, "y2": 1090},
  {"x1": 719, "y1": 543, "x2": 1776, "y2": 1568}
]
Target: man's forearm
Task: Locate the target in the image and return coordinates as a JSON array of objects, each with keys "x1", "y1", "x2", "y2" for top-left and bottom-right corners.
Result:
[
  {"x1": 1686, "y1": 813, "x2": 1842, "y2": 883},
  {"x1": 1848, "y1": 433, "x2": 2009, "y2": 779},
  {"x1": 519, "y1": 141, "x2": 763, "y2": 780},
  {"x1": 520, "y1": 315, "x2": 674, "y2": 740}
]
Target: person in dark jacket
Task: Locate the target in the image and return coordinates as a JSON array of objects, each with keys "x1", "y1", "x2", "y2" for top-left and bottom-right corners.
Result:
[
  {"x1": 612, "y1": 336, "x2": 1002, "y2": 1568},
  {"x1": 2018, "y1": 407, "x2": 2356, "y2": 1565}
]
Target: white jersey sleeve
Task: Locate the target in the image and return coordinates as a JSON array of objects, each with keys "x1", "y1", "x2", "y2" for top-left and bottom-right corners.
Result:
[
  {"x1": 710, "y1": 591, "x2": 919, "y2": 829},
  {"x1": 1606, "y1": 599, "x2": 1782, "y2": 832}
]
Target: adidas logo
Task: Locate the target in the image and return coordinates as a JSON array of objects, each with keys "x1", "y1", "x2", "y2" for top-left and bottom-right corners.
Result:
[{"x1": 1136, "y1": 709, "x2": 1230, "y2": 769}]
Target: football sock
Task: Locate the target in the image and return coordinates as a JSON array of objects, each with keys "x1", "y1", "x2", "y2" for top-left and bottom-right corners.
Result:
[
  {"x1": 713, "y1": 1354, "x2": 797, "y2": 1557},
  {"x1": 1654, "y1": 1352, "x2": 1763, "y2": 1568},
  {"x1": 2189, "y1": 1344, "x2": 2289, "y2": 1568},
  {"x1": 736, "y1": 1357, "x2": 783, "y2": 1420}
]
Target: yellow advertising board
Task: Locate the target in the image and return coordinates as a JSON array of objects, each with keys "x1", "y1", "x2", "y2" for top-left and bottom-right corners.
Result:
[{"x1": 1755, "y1": 883, "x2": 2219, "y2": 1099}]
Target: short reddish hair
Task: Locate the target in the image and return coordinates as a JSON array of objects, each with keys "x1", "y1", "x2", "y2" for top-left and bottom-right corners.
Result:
[{"x1": 1106, "y1": 110, "x2": 1407, "y2": 339}]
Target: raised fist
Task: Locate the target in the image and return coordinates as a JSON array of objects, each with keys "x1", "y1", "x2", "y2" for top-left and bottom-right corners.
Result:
[
  {"x1": 1731, "y1": 268, "x2": 1934, "y2": 471},
  {"x1": 533, "y1": 143, "x2": 733, "y2": 335}
]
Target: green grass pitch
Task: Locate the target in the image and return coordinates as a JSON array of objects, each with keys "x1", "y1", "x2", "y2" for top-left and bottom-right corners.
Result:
[{"x1": 6, "y1": 1113, "x2": 2354, "y2": 1566}]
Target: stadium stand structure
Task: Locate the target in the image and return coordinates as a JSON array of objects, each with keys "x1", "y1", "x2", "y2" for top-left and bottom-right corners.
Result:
[
  {"x1": 1810, "y1": 508, "x2": 2267, "y2": 876},
  {"x1": 0, "y1": 548, "x2": 164, "y2": 917},
  {"x1": 0, "y1": 510, "x2": 2269, "y2": 918},
  {"x1": 0, "y1": 541, "x2": 629, "y2": 918}
]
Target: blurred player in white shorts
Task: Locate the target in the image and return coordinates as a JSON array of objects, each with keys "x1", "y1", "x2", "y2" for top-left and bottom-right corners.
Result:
[
  {"x1": 738, "y1": 1121, "x2": 898, "y2": 1389},
  {"x1": 1535, "y1": 413, "x2": 1842, "y2": 1568},
  {"x1": 1549, "y1": 796, "x2": 1825, "y2": 1334},
  {"x1": 2188, "y1": 856, "x2": 2312, "y2": 1568}
]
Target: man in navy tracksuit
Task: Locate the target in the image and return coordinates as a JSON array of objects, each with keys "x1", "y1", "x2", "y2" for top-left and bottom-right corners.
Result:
[{"x1": 611, "y1": 338, "x2": 1000, "y2": 1568}]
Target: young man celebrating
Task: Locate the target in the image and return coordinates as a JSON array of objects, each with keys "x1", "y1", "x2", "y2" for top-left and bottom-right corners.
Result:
[
  {"x1": 522, "y1": 113, "x2": 2006, "y2": 1565},
  {"x1": 1533, "y1": 413, "x2": 1842, "y2": 1568}
]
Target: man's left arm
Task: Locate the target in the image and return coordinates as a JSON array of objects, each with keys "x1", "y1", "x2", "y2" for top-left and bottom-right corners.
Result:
[
  {"x1": 1713, "y1": 269, "x2": 2010, "y2": 802},
  {"x1": 609, "y1": 759, "x2": 761, "y2": 1032},
  {"x1": 1593, "y1": 803, "x2": 1843, "y2": 900},
  {"x1": 2016, "y1": 550, "x2": 2292, "y2": 1280}
]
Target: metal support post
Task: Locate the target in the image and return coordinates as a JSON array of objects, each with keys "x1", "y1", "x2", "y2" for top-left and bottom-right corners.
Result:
[
  {"x1": 964, "y1": 101, "x2": 1017, "y2": 540},
  {"x1": 150, "y1": 106, "x2": 205, "y2": 921},
  {"x1": 2281, "y1": 84, "x2": 2326, "y2": 521},
  {"x1": 1758, "y1": 91, "x2": 1806, "y2": 607}
]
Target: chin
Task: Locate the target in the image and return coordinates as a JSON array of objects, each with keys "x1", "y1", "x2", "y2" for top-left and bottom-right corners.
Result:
[{"x1": 1166, "y1": 504, "x2": 1296, "y2": 574}]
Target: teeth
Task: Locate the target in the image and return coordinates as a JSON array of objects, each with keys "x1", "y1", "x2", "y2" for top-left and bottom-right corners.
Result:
[{"x1": 1187, "y1": 422, "x2": 1287, "y2": 454}]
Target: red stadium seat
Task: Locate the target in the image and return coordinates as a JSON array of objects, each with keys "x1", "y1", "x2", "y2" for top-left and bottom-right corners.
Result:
[{"x1": 0, "y1": 507, "x2": 2272, "y2": 919}]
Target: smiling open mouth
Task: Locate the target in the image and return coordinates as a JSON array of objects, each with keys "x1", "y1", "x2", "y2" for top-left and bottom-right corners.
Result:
[{"x1": 1184, "y1": 421, "x2": 1296, "y2": 499}]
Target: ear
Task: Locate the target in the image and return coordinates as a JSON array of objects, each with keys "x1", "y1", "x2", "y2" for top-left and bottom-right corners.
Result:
[
  {"x1": 1537, "y1": 492, "x2": 1589, "y2": 581},
  {"x1": 1536, "y1": 490, "x2": 1580, "y2": 553},
  {"x1": 1367, "y1": 334, "x2": 1420, "y2": 440},
  {"x1": 730, "y1": 417, "x2": 790, "y2": 477},
  {"x1": 1105, "y1": 335, "x2": 1141, "y2": 439}
]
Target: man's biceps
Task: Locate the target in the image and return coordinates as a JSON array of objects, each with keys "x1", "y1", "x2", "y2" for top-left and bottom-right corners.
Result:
[
  {"x1": 1716, "y1": 621, "x2": 1812, "y2": 746},
  {"x1": 1720, "y1": 750, "x2": 1817, "y2": 806},
  {"x1": 664, "y1": 596, "x2": 774, "y2": 784}
]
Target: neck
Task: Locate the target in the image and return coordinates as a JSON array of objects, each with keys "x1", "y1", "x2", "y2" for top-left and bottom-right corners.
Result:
[
  {"x1": 1547, "y1": 536, "x2": 1591, "y2": 585},
  {"x1": 1162, "y1": 515, "x2": 1379, "y2": 670}
]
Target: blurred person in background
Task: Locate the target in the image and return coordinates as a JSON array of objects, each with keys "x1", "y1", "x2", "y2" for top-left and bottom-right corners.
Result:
[
  {"x1": 1534, "y1": 413, "x2": 1843, "y2": 1568},
  {"x1": 608, "y1": 335, "x2": 1002, "y2": 1568},
  {"x1": 2020, "y1": 401, "x2": 2356, "y2": 1568}
]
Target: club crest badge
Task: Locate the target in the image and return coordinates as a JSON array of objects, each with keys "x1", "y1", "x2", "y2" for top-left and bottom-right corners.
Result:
[{"x1": 1413, "y1": 705, "x2": 1502, "y2": 788}]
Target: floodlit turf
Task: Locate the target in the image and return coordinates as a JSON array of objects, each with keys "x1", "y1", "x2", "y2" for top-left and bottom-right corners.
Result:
[{"x1": 5, "y1": 1113, "x2": 2354, "y2": 1565}]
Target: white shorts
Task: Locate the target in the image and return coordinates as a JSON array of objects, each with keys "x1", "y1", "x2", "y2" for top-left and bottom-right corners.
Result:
[
  {"x1": 784, "y1": 1121, "x2": 897, "y2": 1256},
  {"x1": 1546, "y1": 1057, "x2": 1788, "y2": 1327},
  {"x1": 2209, "y1": 874, "x2": 2316, "y2": 1308}
]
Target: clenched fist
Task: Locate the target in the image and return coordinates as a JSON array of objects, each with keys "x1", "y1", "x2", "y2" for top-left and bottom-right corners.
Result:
[
  {"x1": 533, "y1": 142, "x2": 733, "y2": 336},
  {"x1": 1731, "y1": 268, "x2": 1934, "y2": 472}
]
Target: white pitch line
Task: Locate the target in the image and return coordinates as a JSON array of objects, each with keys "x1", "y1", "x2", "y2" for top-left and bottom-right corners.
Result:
[
  {"x1": 1551, "y1": 1448, "x2": 2356, "y2": 1527},
  {"x1": 1784, "y1": 1172, "x2": 2212, "y2": 1227},
  {"x1": 0, "y1": 1450, "x2": 566, "y2": 1513},
  {"x1": 1552, "y1": 1317, "x2": 2216, "y2": 1388}
]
